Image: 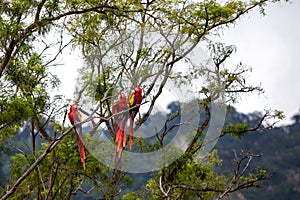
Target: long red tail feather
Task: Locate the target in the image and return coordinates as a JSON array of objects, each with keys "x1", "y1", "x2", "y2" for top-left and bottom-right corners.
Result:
[
  {"x1": 69, "y1": 104, "x2": 86, "y2": 170},
  {"x1": 115, "y1": 120, "x2": 127, "y2": 157},
  {"x1": 75, "y1": 132, "x2": 86, "y2": 170},
  {"x1": 129, "y1": 119, "x2": 134, "y2": 150}
]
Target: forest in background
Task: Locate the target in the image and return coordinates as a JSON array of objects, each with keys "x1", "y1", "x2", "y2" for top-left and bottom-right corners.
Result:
[
  {"x1": 0, "y1": 0, "x2": 291, "y2": 199},
  {"x1": 217, "y1": 107, "x2": 300, "y2": 200},
  {"x1": 1, "y1": 106, "x2": 299, "y2": 200}
]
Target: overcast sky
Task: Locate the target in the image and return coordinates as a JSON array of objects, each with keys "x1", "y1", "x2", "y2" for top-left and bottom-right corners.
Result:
[
  {"x1": 219, "y1": 0, "x2": 300, "y2": 125},
  {"x1": 52, "y1": 1, "x2": 299, "y2": 126}
]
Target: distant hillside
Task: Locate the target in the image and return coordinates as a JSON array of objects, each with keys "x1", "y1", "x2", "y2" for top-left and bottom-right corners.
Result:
[
  {"x1": 216, "y1": 108, "x2": 300, "y2": 200},
  {"x1": 1, "y1": 105, "x2": 300, "y2": 199}
]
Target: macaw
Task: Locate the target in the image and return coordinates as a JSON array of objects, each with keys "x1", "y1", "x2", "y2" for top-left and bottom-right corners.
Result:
[
  {"x1": 129, "y1": 86, "x2": 143, "y2": 150},
  {"x1": 112, "y1": 92, "x2": 129, "y2": 157},
  {"x1": 68, "y1": 103, "x2": 86, "y2": 170}
]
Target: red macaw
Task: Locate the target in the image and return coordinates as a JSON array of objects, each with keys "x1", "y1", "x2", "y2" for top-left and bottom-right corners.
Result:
[
  {"x1": 68, "y1": 103, "x2": 86, "y2": 170},
  {"x1": 129, "y1": 86, "x2": 143, "y2": 149},
  {"x1": 112, "y1": 92, "x2": 129, "y2": 157}
]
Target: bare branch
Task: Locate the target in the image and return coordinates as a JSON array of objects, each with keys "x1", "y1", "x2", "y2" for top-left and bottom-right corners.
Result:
[
  {"x1": 159, "y1": 176, "x2": 171, "y2": 199},
  {"x1": 216, "y1": 152, "x2": 266, "y2": 200},
  {"x1": 4, "y1": 141, "x2": 27, "y2": 157}
]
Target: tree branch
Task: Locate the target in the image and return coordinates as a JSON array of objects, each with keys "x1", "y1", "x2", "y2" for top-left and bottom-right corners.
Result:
[{"x1": 0, "y1": 126, "x2": 74, "y2": 200}]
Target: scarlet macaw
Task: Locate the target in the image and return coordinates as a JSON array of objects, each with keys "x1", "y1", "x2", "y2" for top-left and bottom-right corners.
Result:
[
  {"x1": 112, "y1": 92, "x2": 129, "y2": 157},
  {"x1": 68, "y1": 103, "x2": 86, "y2": 170},
  {"x1": 129, "y1": 86, "x2": 143, "y2": 149}
]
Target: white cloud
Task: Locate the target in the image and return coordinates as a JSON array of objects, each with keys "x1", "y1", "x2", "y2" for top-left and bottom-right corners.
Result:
[{"x1": 220, "y1": 1, "x2": 300, "y2": 125}]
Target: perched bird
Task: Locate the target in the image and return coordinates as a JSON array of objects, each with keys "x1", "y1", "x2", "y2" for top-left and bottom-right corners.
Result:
[
  {"x1": 68, "y1": 103, "x2": 86, "y2": 170},
  {"x1": 112, "y1": 92, "x2": 129, "y2": 157},
  {"x1": 128, "y1": 86, "x2": 143, "y2": 149}
]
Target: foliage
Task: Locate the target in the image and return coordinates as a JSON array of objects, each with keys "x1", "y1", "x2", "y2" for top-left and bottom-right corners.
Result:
[
  {"x1": 224, "y1": 122, "x2": 250, "y2": 139},
  {"x1": 143, "y1": 150, "x2": 226, "y2": 199},
  {"x1": 0, "y1": 0, "x2": 290, "y2": 200},
  {"x1": 4, "y1": 129, "x2": 111, "y2": 199}
]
